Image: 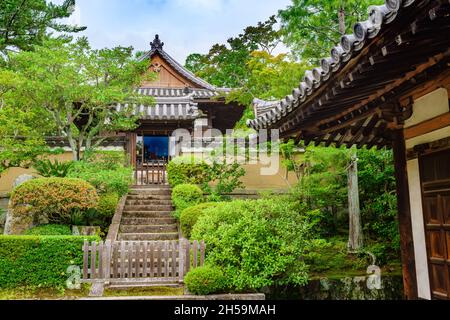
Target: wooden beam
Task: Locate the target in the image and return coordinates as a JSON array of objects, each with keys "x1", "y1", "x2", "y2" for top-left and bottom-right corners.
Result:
[
  {"x1": 404, "y1": 112, "x2": 450, "y2": 140},
  {"x1": 391, "y1": 129, "x2": 418, "y2": 300}
]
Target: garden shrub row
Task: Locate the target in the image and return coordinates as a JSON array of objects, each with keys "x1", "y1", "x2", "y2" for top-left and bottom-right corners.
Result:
[
  {"x1": 189, "y1": 198, "x2": 316, "y2": 292},
  {"x1": 171, "y1": 184, "x2": 204, "y2": 219},
  {"x1": 0, "y1": 235, "x2": 99, "y2": 289},
  {"x1": 24, "y1": 224, "x2": 72, "y2": 236}
]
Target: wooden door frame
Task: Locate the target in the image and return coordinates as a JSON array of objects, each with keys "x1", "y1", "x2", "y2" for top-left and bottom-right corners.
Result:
[{"x1": 418, "y1": 147, "x2": 450, "y2": 300}]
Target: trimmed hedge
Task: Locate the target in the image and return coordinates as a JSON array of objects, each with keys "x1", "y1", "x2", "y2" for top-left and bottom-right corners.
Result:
[
  {"x1": 167, "y1": 156, "x2": 210, "y2": 187},
  {"x1": 96, "y1": 192, "x2": 119, "y2": 218},
  {"x1": 172, "y1": 184, "x2": 204, "y2": 219},
  {"x1": 184, "y1": 265, "x2": 227, "y2": 295},
  {"x1": 7, "y1": 178, "x2": 99, "y2": 234},
  {"x1": 0, "y1": 235, "x2": 99, "y2": 288},
  {"x1": 180, "y1": 203, "x2": 222, "y2": 239},
  {"x1": 24, "y1": 224, "x2": 72, "y2": 236}
]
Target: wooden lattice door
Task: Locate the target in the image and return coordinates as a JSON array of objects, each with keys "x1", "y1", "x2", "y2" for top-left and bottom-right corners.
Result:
[{"x1": 420, "y1": 149, "x2": 450, "y2": 300}]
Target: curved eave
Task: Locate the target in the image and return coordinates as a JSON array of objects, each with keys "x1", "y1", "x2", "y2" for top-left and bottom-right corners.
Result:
[{"x1": 247, "y1": 0, "x2": 418, "y2": 131}]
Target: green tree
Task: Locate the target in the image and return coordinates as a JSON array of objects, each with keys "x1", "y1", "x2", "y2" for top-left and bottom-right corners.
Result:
[
  {"x1": 2, "y1": 38, "x2": 154, "y2": 160},
  {"x1": 278, "y1": 0, "x2": 383, "y2": 63},
  {"x1": 185, "y1": 16, "x2": 281, "y2": 88},
  {"x1": 0, "y1": 69, "x2": 54, "y2": 176},
  {"x1": 0, "y1": 0, "x2": 85, "y2": 56}
]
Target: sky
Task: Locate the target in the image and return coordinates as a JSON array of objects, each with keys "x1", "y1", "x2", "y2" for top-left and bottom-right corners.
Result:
[{"x1": 56, "y1": 0, "x2": 292, "y2": 63}]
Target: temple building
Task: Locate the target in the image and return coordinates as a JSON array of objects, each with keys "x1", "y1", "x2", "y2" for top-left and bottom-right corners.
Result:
[
  {"x1": 248, "y1": 0, "x2": 450, "y2": 300},
  {"x1": 122, "y1": 35, "x2": 245, "y2": 175}
]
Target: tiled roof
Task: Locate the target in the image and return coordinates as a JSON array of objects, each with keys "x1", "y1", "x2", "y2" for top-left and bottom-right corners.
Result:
[
  {"x1": 247, "y1": 0, "x2": 416, "y2": 130},
  {"x1": 115, "y1": 92, "x2": 199, "y2": 121},
  {"x1": 136, "y1": 87, "x2": 228, "y2": 99}
]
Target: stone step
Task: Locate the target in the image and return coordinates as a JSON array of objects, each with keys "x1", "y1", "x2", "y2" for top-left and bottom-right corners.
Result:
[
  {"x1": 124, "y1": 205, "x2": 174, "y2": 211},
  {"x1": 121, "y1": 217, "x2": 177, "y2": 225},
  {"x1": 129, "y1": 189, "x2": 172, "y2": 196},
  {"x1": 122, "y1": 211, "x2": 173, "y2": 218},
  {"x1": 118, "y1": 233, "x2": 179, "y2": 241},
  {"x1": 127, "y1": 195, "x2": 172, "y2": 200},
  {"x1": 120, "y1": 224, "x2": 178, "y2": 233},
  {"x1": 125, "y1": 199, "x2": 173, "y2": 206}
]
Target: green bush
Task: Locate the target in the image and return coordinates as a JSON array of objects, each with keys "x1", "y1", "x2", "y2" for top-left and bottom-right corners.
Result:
[
  {"x1": 184, "y1": 265, "x2": 227, "y2": 295},
  {"x1": 167, "y1": 156, "x2": 210, "y2": 187},
  {"x1": 172, "y1": 184, "x2": 204, "y2": 219},
  {"x1": 24, "y1": 224, "x2": 72, "y2": 236},
  {"x1": 68, "y1": 161, "x2": 133, "y2": 196},
  {"x1": 180, "y1": 203, "x2": 222, "y2": 239},
  {"x1": 96, "y1": 192, "x2": 119, "y2": 218},
  {"x1": 191, "y1": 198, "x2": 314, "y2": 291},
  {"x1": 0, "y1": 235, "x2": 99, "y2": 288},
  {"x1": 33, "y1": 159, "x2": 74, "y2": 178},
  {"x1": 9, "y1": 178, "x2": 99, "y2": 233}
]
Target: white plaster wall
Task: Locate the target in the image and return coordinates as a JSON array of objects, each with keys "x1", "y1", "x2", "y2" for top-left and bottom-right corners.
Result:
[
  {"x1": 407, "y1": 159, "x2": 431, "y2": 300},
  {"x1": 404, "y1": 88, "x2": 449, "y2": 300},
  {"x1": 404, "y1": 88, "x2": 449, "y2": 128}
]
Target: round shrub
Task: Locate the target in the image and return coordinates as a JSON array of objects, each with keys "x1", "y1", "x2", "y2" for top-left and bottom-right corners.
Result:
[
  {"x1": 180, "y1": 202, "x2": 223, "y2": 239},
  {"x1": 24, "y1": 224, "x2": 72, "y2": 236},
  {"x1": 96, "y1": 192, "x2": 119, "y2": 218},
  {"x1": 172, "y1": 184, "x2": 204, "y2": 219},
  {"x1": 184, "y1": 265, "x2": 227, "y2": 295},
  {"x1": 191, "y1": 198, "x2": 314, "y2": 291},
  {"x1": 7, "y1": 178, "x2": 99, "y2": 234},
  {"x1": 167, "y1": 156, "x2": 210, "y2": 187}
]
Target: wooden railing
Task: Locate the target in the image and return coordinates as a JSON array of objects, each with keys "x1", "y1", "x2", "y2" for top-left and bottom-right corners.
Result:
[
  {"x1": 81, "y1": 240, "x2": 205, "y2": 284},
  {"x1": 134, "y1": 160, "x2": 167, "y2": 185}
]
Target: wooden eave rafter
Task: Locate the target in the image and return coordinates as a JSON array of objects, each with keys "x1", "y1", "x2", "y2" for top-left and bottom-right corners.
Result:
[{"x1": 249, "y1": 0, "x2": 450, "y2": 149}]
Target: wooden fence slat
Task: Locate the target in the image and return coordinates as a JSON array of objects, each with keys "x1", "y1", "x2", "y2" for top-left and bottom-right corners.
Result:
[
  {"x1": 98, "y1": 241, "x2": 104, "y2": 279},
  {"x1": 185, "y1": 241, "x2": 191, "y2": 273},
  {"x1": 200, "y1": 241, "x2": 205, "y2": 266},
  {"x1": 171, "y1": 240, "x2": 177, "y2": 277},
  {"x1": 178, "y1": 240, "x2": 185, "y2": 281},
  {"x1": 138, "y1": 242, "x2": 144, "y2": 278},
  {"x1": 149, "y1": 241, "x2": 154, "y2": 278},
  {"x1": 143, "y1": 242, "x2": 148, "y2": 278},
  {"x1": 112, "y1": 242, "x2": 119, "y2": 279},
  {"x1": 157, "y1": 241, "x2": 162, "y2": 277},
  {"x1": 164, "y1": 241, "x2": 169, "y2": 277},
  {"x1": 120, "y1": 241, "x2": 125, "y2": 278},
  {"x1": 128, "y1": 241, "x2": 133, "y2": 278},
  {"x1": 105, "y1": 240, "x2": 112, "y2": 280},
  {"x1": 83, "y1": 240, "x2": 89, "y2": 279},
  {"x1": 91, "y1": 242, "x2": 97, "y2": 278},
  {"x1": 193, "y1": 240, "x2": 198, "y2": 268}
]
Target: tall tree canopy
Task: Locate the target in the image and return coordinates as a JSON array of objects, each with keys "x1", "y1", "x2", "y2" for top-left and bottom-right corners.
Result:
[
  {"x1": 185, "y1": 16, "x2": 281, "y2": 88},
  {"x1": 1, "y1": 38, "x2": 154, "y2": 160},
  {"x1": 0, "y1": 0, "x2": 85, "y2": 56},
  {"x1": 278, "y1": 0, "x2": 383, "y2": 63}
]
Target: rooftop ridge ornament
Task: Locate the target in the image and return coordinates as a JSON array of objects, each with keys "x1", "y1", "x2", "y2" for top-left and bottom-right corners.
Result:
[{"x1": 150, "y1": 34, "x2": 164, "y2": 50}]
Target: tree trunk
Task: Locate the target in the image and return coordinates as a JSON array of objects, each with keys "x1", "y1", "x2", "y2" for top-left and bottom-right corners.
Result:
[
  {"x1": 348, "y1": 153, "x2": 363, "y2": 251},
  {"x1": 338, "y1": 7, "x2": 346, "y2": 35}
]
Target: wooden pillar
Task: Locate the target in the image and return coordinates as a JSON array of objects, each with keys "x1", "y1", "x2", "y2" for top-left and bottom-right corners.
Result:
[
  {"x1": 126, "y1": 132, "x2": 137, "y2": 168},
  {"x1": 392, "y1": 129, "x2": 418, "y2": 300}
]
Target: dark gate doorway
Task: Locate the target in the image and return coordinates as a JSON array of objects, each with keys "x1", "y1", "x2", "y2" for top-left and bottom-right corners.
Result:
[
  {"x1": 419, "y1": 149, "x2": 450, "y2": 300},
  {"x1": 135, "y1": 135, "x2": 169, "y2": 185}
]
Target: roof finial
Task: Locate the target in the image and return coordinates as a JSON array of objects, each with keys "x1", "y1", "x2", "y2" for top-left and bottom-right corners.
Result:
[{"x1": 150, "y1": 34, "x2": 164, "y2": 50}]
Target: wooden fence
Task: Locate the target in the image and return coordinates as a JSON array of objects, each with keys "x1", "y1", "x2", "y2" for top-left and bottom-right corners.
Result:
[
  {"x1": 134, "y1": 160, "x2": 167, "y2": 185},
  {"x1": 81, "y1": 240, "x2": 205, "y2": 284}
]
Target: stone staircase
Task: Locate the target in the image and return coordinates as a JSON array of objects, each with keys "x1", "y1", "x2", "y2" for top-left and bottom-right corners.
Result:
[{"x1": 118, "y1": 186, "x2": 179, "y2": 241}]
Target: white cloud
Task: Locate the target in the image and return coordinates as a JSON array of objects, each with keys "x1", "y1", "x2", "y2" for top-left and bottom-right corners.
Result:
[{"x1": 64, "y1": 0, "x2": 292, "y2": 63}]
